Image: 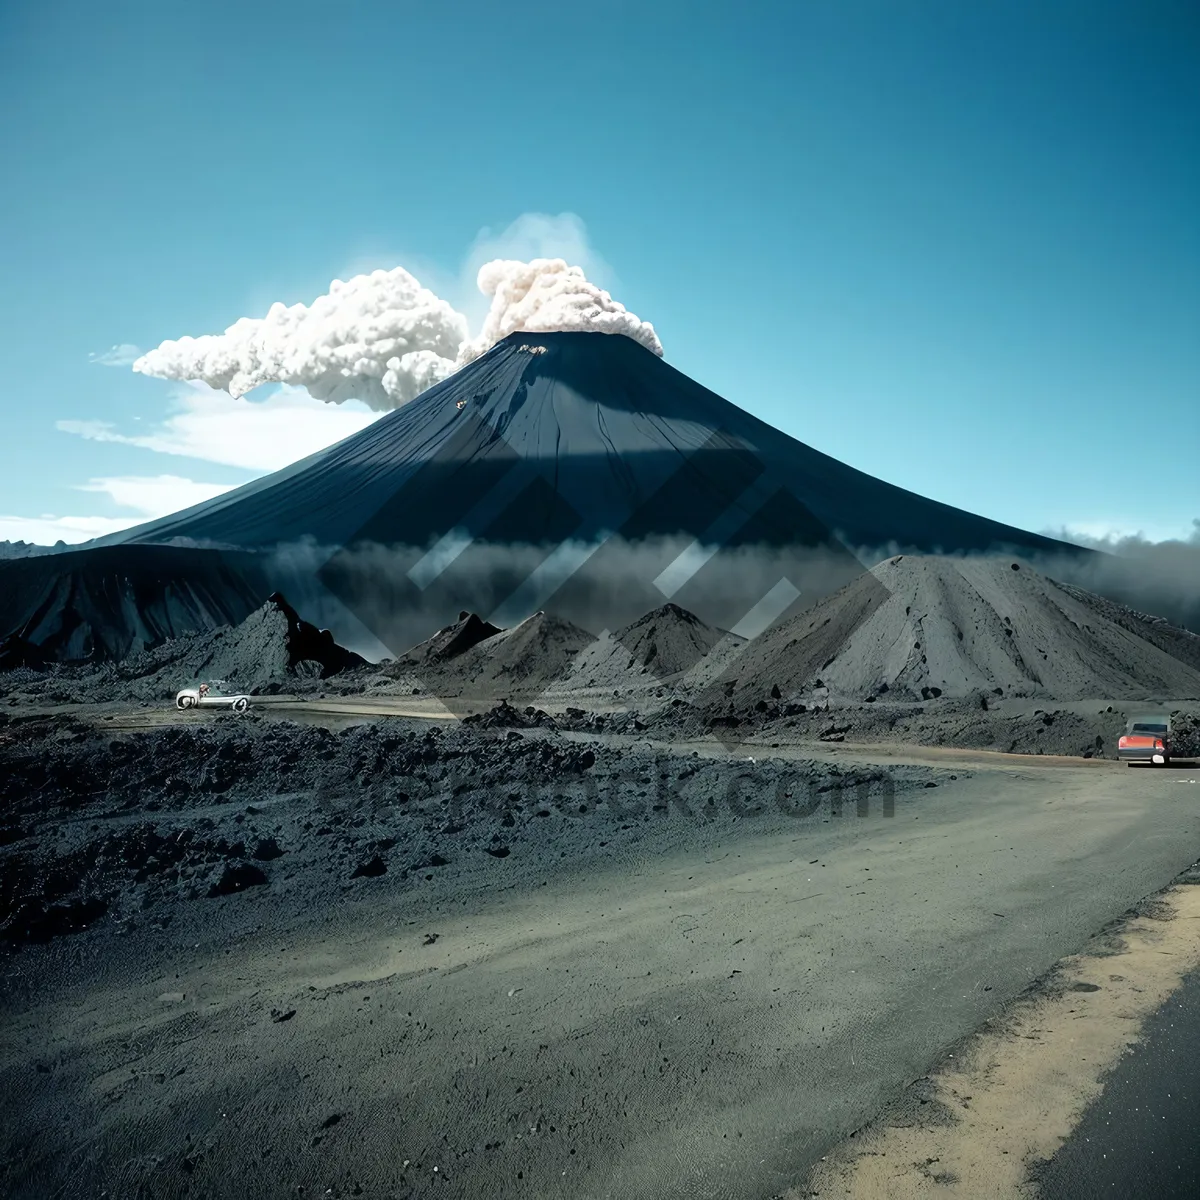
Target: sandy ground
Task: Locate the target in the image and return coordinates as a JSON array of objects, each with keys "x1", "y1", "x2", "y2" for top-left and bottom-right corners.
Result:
[{"x1": 4, "y1": 730, "x2": 1200, "y2": 1199}]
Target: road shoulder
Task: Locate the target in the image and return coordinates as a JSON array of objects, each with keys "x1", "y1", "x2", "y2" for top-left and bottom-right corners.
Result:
[{"x1": 788, "y1": 861, "x2": 1200, "y2": 1199}]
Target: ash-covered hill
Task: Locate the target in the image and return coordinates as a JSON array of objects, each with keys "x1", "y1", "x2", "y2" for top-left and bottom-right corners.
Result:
[
  {"x1": 398, "y1": 611, "x2": 504, "y2": 668},
  {"x1": 726, "y1": 555, "x2": 1200, "y2": 703},
  {"x1": 613, "y1": 603, "x2": 733, "y2": 676},
  {"x1": 550, "y1": 603, "x2": 744, "y2": 696},
  {"x1": 391, "y1": 602, "x2": 747, "y2": 705},
  {"x1": 1051, "y1": 580, "x2": 1200, "y2": 676},
  {"x1": 136, "y1": 591, "x2": 366, "y2": 693},
  {"x1": 395, "y1": 611, "x2": 596, "y2": 700}
]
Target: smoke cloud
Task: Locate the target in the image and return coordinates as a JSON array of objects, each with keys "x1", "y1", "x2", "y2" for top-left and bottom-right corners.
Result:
[
  {"x1": 134, "y1": 268, "x2": 468, "y2": 412},
  {"x1": 1031, "y1": 521, "x2": 1200, "y2": 635},
  {"x1": 456, "y1": 259, "x2": 662, "y2": 366},
  {"x1": 134, "y1": 254, "x2": 662, "y2": 411}
]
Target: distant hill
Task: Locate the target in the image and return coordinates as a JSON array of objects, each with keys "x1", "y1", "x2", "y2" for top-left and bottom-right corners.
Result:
[
  {"x1": 27, "y1": 593, "x2": 366, "y2": 699},
  {"x1": 0, "y1": 540, "x2": 63, "y2": 560},
  {"x1": 550, "y1": 603, "x2": 743, "y2": 696},
  {"x1": 397, "y1": 610, "x2": 596, "y2": 701}
]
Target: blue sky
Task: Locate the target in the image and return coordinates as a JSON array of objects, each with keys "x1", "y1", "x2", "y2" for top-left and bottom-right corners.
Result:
[{"x1": 0, "y1": 0, "x2": 1196, "y2": 546}]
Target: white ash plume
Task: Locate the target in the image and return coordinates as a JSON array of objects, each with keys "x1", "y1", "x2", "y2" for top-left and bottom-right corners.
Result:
[
  {"x1": 134, "y1": 268, "x2": 467, "y2": 412},
  {"x1": 456, "y1": 258, "x2": 663, "y2": 366}
]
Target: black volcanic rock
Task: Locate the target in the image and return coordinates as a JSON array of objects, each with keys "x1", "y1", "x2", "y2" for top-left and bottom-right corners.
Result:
[
  {"x1": 351, "y1": 855, "x2": 387, "y2": 879},
  {"x1": 207, "y1": 863, "x2": 268, "y2": 897},
  {"x1": 0, "y1": 634, "x2": 47, "y2": 672}
]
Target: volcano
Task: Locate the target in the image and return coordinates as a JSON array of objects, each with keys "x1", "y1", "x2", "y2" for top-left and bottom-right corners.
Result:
[{"x1": 2, "y1": 331, "x2": 1085, "y2": 661}]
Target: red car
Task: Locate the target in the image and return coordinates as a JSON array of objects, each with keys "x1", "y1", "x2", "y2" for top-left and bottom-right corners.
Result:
[{"x1": 1118, "y1": 716, "x2": 1171, "y2": 766}]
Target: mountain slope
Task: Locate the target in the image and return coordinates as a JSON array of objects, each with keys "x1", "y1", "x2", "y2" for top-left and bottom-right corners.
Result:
[{"x1": 97, "y1": 332, "x2": 1079, "y2": 559}]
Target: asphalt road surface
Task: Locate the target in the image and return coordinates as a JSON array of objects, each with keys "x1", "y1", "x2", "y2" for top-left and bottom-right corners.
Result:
[{"x1": 1036, "y1": 967, "x2": 1200, "y2": 1199}]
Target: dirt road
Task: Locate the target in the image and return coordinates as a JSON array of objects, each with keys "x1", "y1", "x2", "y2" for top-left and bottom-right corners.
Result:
[{"x1": 3, "y1": 748, "x2": 1200, "y2": 1199}]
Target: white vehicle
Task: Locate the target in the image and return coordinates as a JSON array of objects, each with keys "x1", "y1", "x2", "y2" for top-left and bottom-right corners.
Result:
[{"x1": 175, "y1": 684, "x2": 251, "y2": 713}]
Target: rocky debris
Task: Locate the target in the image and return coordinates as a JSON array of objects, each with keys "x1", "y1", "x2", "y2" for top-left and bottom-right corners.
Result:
[
  {"x1": 3, "y1": 895, "x2": 108, "y2": 945},
  {"x1": 649, "y1": 690, "x2": 1200, "y2": 763},
  {"x1": 207, "y1": 863, "x2": 268, "y2": 897},
  {"x1": 1172, "y1": 712, "x2": 1200, "y2": 758},
  {"x1": 463, "y1": 700, "x2": 559, "y2": 730},
  {"x1": 0, "y1": 811, "x2": 274, "y2": 946},
  {"x1": 0, "y1": 714, "x2": 615, "y2": 946},
  {"x1": 0, "y1": 634, "x2": 47, "y2": 673},
  {"x1": 0, "y1": 711, "x2": 947, "y2": 949},
  {"x1": 351, "y1": 855, "x2": 387, "y2": 879}
]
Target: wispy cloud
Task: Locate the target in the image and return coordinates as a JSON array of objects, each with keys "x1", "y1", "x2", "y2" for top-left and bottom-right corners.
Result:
[
  {"x1": 76, "y1": 474, "x2": 237, "y2": 516},
  {"x1": 88, "y1": 343, "x2": 143, "y2": 367},
  {"x1": 0, "y1": 513, "x2": 139, "y2": 546},
  {"x1": 0, "y1": 474, "x2": 241, "y2": 547},
  {"x1": 58, "y1": 380, "x2": 381, "y2": 471},
  {"x1": 1039, "y1": 518, "x2": 1200, "y2": 633},
  {"x1": 1050, "y1": 519, "x2": 1200, "y2": 547}
]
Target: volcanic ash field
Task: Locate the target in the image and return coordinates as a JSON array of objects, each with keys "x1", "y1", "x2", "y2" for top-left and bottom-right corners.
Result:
[{"x1": 3, "y1": 552, "x2": 1200, "y2": 953}]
